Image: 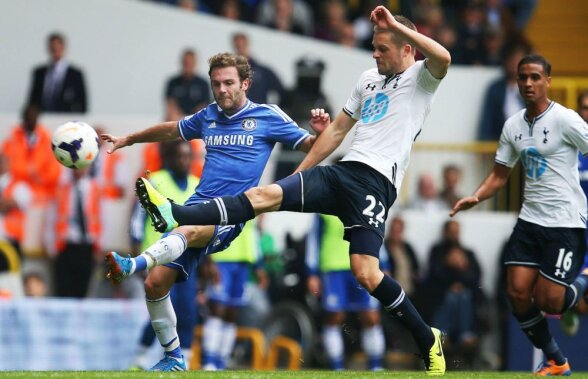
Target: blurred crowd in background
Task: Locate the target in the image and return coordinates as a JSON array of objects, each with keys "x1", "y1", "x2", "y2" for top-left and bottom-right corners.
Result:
[{"x1": 2, "y1": 0, "x2": 588, "y2": 372}]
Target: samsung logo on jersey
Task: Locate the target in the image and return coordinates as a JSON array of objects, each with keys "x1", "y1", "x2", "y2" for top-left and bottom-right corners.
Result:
[{"x1": 204, "y1": 134, "x2": 254, "y2": 146}]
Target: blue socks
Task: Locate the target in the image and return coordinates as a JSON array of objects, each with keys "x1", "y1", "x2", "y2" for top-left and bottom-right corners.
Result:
[{"x1": 171, "y1": 193, "x2": 254, "y2": 226}]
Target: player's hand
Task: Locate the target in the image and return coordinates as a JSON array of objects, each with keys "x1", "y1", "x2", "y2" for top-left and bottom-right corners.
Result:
[
  {"x1": 449, "y1": 196, "x2": 479, "y2": 217},
  {"x1": 100, "y1": 134, "x2": 130, "y2": 154},
  {"x1": 309, "y1": 108, "x2": 330, "y2": 135},
  {"x1": 370, "y1": 5, "x2": 398, "y2": 30}
]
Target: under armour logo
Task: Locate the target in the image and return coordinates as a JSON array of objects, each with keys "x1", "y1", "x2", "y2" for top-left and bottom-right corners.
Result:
[
  {"x1": 368, "y1": 218, "x2": 380, "y2": 227},
  {"x1": 543, "y1": 128, "x2": 549, "y2": 144},
  {"x1": 555, "y1": 269, "x2": 566, "y2": 278},
  {"x1": 515, "y1": 134, "x2": 523, "y2": 141},
  {"x1": 365, "y1": 83, "x2": 376, "y2": 91}
]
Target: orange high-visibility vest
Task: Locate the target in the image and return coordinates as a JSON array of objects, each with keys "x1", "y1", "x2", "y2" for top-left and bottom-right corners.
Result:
[
  {"x1": 55, "y1": 179, "x2": 101, "y2": 252},
  {"x1": 3, "y1": 180, "x2": 25, "y2": 242},
  {"x1": 98, "y1": 151, "x2": 124, "y2": 199},
  {"x1": 1, "y1": 125, "x2": 61, "y2": 203}
]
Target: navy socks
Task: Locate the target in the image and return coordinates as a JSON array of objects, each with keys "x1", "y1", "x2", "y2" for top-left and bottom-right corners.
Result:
[{"x1": 171, "y1": 193, "x2": 255, "y2": 226}]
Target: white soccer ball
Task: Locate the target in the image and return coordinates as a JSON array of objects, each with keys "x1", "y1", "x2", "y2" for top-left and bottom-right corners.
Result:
[{"x1": 51, "y1": 121, "x2": 99, "y2": 169}]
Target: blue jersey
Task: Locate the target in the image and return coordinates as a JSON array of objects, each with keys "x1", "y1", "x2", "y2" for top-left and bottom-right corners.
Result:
[
  {"x1": 178, "y1": 100, "x2": 309, "y2": 202},
  {"x1": 579, "y1": 153, "x2": 588, "y2": 196}
]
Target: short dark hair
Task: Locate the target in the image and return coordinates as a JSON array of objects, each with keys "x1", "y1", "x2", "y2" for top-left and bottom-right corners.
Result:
[
  {"x1": 208, "y1": 52, "x2": 253, "y2": 83},
  {"x1": 48, "y1": 32, "x2": 65, "y2": 45},
  {"x1": 182, "y1": 49, "x2": 195, "y2": 58},
  {"x1": 518, "y1": 54, "x2": 551, "y2": 76}
]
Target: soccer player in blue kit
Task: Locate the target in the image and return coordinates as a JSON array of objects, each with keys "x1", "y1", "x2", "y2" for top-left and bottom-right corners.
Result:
[
  {"x1": 134, "y1": 6, "x2": 450, "y2": 375},
  {"x1": 102, "y1": 52, "x2": 324, "y2": 371}
]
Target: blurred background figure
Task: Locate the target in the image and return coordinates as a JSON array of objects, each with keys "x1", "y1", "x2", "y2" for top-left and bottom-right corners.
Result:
[
  {"x1": 0, "y1": 153, "x2": 32, "y2": 256},
  {"x1": 51, "y1": 167, "x2": 101, "y2": 298},
  {"x1": 380, "y1": 216, "x2": 422, "y2": 357},
  {"x1": 478, "y1": 45, "x2": 527, "y2": 141},
  {"x1": 439, "y1": 164, "x2": 463, "y2": 209},
  {"x1": 232, "y1": 32, "x2": 284, "y2": 105},
  {"x1": 201, "y1": 221, "x2": 268, "y2": 371},
  {"x1": 165, "y1": 49, "x2": 210, "y2": 118},
  {"x1": 257, "y1": 0, "x2": 314, "y2": 36},
  {"x1": 27, "y1": 32, "x2": 87, "y2": 113},
  {"x1": 129, "y1": 140, "x2": 202, "y2": 369},
  {"x1": 23, "y1": 271, "x2": 48, "y2": 297},
  {"x1": 405, "y1": 173, "x2": 448, "y2": 212},
  {"x1": 421, "y1": 220, "x2": 487, "y2": 368},
  {"x1": 306, "y1": 214, "x2": 386, "y2": 371}
]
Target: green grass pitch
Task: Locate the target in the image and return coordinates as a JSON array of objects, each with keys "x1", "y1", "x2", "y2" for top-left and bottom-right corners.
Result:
[{"x1": 2, "y1": 372, "x2": 588, "y2": 379}]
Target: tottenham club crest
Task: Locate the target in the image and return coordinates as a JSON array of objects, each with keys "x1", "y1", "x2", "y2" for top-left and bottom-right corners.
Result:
[{"x1": 242, "y1": 118, "x2": 257, "y2": 131}]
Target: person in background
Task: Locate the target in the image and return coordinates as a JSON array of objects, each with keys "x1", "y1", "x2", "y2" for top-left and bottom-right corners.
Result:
[
  {"x1": 478, "y1": 45, "x2": 527, "y2": 141},
  {"x1": 439, "y1": 165, "x2": 463, "y2": 209},
  {"x1": 201, "y1": 221, "x2": 268, "y2": 370},
  {"x1": 52, "y1": 167, "x2": 101, "y2": 298},
  {"x1": 232, "y1": 32, "x2": 284, "y2": 104},
  {"x1": 23, "y1": 272, "x2": 48, "y2": 297},
  {"x1": 405, "y1": 173, "x2": 448, "y2": 212},
  {"x1": 130, "y1": 140, "x2": 203, "y2": 369},
  {"x1": 306, "y1": 214, "x2": 387, "y2": 371},
  {"x1": 165, "y1": 49, "x2": 211, "y2": 117},
  {"x1": 27, "y1": 32, "x2": 87, "y2": 113}
]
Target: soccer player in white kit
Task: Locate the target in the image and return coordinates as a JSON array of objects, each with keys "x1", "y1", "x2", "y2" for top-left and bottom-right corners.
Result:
[
  {"x1": 136, "y1": 6, "x2": 450, "y2": 375},
  {"x1": 451, "y1": 54, "x2": 588, "y2": 376}
]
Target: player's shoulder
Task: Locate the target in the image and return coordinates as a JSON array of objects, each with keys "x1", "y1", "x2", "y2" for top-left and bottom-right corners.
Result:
[
  {"x1": 357, "y1": 68, "x2": 382, "y2": 83},
  {"x1": 503, "y1": 109, "x2": 526, "y2": 133},
  {"x1": 253, "y1": 102, "x2": 294, "y2": 123},
  {"x1": 551, "y1": 101, "x2": 581, "y2": 121}
]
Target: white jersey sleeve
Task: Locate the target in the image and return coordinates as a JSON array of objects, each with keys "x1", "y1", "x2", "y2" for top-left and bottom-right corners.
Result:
[
  {"x1": 417, "y1": 60, "x2": 443, "y2": 93},
  {"x1": 343, "y1": 71, "x2": 368, "y2": 120},
  {"x1": 495, "y1": 119, "x2": 519, "y2": 167},
  {"x1": 561, "y1": 109, "x2": 588, "y2": 155}
]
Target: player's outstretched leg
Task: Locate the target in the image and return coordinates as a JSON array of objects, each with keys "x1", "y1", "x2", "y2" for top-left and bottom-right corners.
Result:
[
  {"x1": 105, "y1": 252, "x2": 133, "y2": 283},
  {"x1": 136, "y1": 177, "x2": 178, "y2": 233}
]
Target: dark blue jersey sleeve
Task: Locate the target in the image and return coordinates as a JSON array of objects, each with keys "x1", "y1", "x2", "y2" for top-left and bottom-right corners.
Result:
[
  {"x1": 177, "y1": 107, "x2": 208, "y2": 140},
  {"x1": 260, "y1": 104, "x2": 310, "y2": 150}
]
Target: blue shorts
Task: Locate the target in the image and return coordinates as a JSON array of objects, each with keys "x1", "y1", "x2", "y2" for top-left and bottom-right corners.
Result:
[
  {"x1": 206, "y1": 262, "x2": 251, "y2": 306},
  {"x1": 164, "y1": 197, "x2": 245, "y2": 281},
  {"x1": 322, "y1": 270, "x2": 380, "y2": 312}
]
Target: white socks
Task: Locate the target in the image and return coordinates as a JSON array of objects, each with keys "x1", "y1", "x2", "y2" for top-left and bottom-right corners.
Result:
[
  {"x1": 322, "y1": 325, "x2": 344, "y2": 362},
  {"x1": 141, "y1": 233, "x2": 188, "y2": 269},
  {"x1": 219, "y1": 322, "x2": 237, "y2": 365},
  {"x1": 362, "y1": 325, "x2": 385, "y2": 359},
  {"x1": 147, "y1": 292, "x2": 180, "y2": 353},
  {"x1": 202, "y1": 316, "x2": 223, "y2": 358}
]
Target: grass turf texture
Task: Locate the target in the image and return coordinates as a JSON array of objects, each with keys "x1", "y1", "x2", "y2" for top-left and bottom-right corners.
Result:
[{"x1": 2, "y1": 372, "x2": 588, "y2": 379}]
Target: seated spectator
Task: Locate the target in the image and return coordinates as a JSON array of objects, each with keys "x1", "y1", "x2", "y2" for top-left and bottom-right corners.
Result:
[
  {"x1": 27, "y1": 32, "x2": 87, "y2": 113},
  {"x1": 453, "y1": 3, "x2": 486, "y2": 65},
  {"x1": 314, "y1": 0, "x2": 348, "y2": 43},
  {"x1": 165, "y1": 49, "x2": 210, "y2": 117},
  {"x1": 405, "y1": 173, "x2": 448, "y2": 212},
  {"x1": 439, "y1": 164, "x2": 463, "y2": 209}
]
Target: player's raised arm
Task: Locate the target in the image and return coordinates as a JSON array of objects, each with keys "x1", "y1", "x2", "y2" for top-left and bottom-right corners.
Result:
[
  {"x1": 370, "y1": 5, "x2": 451, "y2": 79},
  {"x1": 294, "y1": 110, "x2": 356, "y2": 173},
  {"x1": 100, "y1": 121, "x2": 180, "y2": 154},
  {"x1": 450, "y1": 163, "x2": 511, "y2": 217}
]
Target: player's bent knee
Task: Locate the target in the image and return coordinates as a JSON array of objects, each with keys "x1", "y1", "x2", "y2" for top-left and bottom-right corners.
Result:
[
  {"x1": 176, "y1": 225, "x2": 214, "y2": 248},
  {"x1": 144, "y1": 276, "x2": 171, "y2": 299},
  {"x1": 245, "y1": 184, "x2": 282, "y2": 213},
  {"x1": 507, "y1": 287, "x2": 531, "y2": 306}
]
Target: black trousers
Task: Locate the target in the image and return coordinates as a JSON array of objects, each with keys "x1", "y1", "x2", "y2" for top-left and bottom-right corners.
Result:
[{"x1": 54, "y1": 242, "x2": 94, "y2": 298}]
